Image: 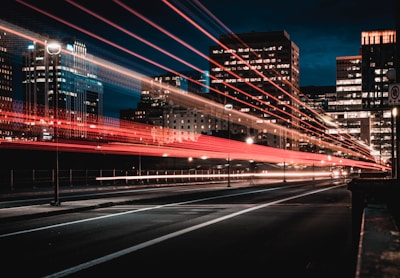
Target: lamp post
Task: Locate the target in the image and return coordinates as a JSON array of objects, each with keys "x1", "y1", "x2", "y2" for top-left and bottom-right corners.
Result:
[
  {"x1": 224, "y1": 103, "x2": 233, "y2": 187},
  {"x1": 47, "y1": 41, "x2": 62, "y2": 206},
  {"x1": 391, "y1": 107, "x2": 397, "y2": 178},
  {"x1": 283, "y1": 160, "x2": 287, "y2": 183}
]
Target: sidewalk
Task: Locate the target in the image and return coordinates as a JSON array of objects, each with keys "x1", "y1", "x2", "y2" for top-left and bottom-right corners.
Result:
[
  {"x1": 0, "y1": 179, "x2": 252, "y2": 223},
  {"x1": 356, "y1": 205, "x2": 400, "y2": 277},
  {"x1": 0, "y1": 194, "x2": 139, "y2": 224},
  {"x1": 0, "y1": 178, "x2": 310, "y2": 223},
  {"x1": 348, "y1": 177, "x2": 400, "y2": 278}
]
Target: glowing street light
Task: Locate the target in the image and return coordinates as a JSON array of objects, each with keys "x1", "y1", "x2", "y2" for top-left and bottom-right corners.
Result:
[
  {"x1": 246, "y1": 136, "x2": 254, "y2": 145},
  {"x1": 391, "y1": 107, "x2": 397, "y2": 177},
  {"x1": 47, "y1": 41, "x2": 62, "y2": 206},
  {"x1": 46, "y1": 42, "x2": 62, "y2": 55}
]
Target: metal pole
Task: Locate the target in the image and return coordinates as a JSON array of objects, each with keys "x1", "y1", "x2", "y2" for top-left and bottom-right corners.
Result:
[
  {"x1": 47, "y1": 41, "x2": 62, "y2": 206},
  {"x1": 312, "y1": 163, "x2": 315, "y2": 181},
  {"x1": 224, "y1": 104, "x2": 233, "y2": 187},
  {"x1": 392, "y1": 110, "x2": 395, "y2": 178},
  {"x1": 283, "y1": 161, "x2": 287, "y2": 182}
]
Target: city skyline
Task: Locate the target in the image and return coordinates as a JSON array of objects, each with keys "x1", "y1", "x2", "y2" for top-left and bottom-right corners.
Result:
[
  {"x1": 0, "y1": 1, "x2": 395, "y2": 172},
  {"x1": 1, "y1": 0, "x2": 396, "y2": 88}
]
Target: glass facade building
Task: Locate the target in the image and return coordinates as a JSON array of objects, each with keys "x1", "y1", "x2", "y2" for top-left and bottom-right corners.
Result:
[
  {"x1": 0, "y1": 29, "x2": 13, "y2": 139},
  {"x1": 326, "y1": 30, "x2": 396, "y2": 164},
  {"x1": 209, "y1": 31, "x2": 300, "y2": 150},
  {"x1": 22, "y1": 40, "x2": 103, "y2": 139}
]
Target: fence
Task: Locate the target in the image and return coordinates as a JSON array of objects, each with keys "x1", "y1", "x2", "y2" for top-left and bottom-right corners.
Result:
[
  {"x1": 0, "y1": 167, "x2": 336, "y2": 191},
  {"x1": 0, "y1": 168, "x2": 235, "y2": 191}
]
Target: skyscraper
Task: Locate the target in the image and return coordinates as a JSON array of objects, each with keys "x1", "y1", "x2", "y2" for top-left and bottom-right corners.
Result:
[
  {"x1": 0, "y1": 29, "x2": 12, "y2": 105},
  {"x1": 22, "y1": 39, "x2": 103, "y2": 140},
  {"x1": 361, "y1": 30, "x2": 396, "y2": 109},
  {"x1": 327, "y1": 30, "x2": 396, "y2": 163},
  {"x1": 0, "y1": 29, "x2": 15, "y2": 139},
  {"x1": 336, "y1": 55, "x2": 363, "y2": 111},
  {"x1": 209, "y1": 31, "x2": 300, "y2": 149},
  {"x1": 361, "y1": 30, "x2": 395, "y2": 162}
]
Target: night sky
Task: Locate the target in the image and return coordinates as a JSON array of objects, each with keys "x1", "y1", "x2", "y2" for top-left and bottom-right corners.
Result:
[{"x1": 1, "y1": 0, "x2": 397, "y2": 117}]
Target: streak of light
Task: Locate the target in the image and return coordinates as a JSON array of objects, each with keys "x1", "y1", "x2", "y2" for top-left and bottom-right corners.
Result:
[
  {"x1": 96, "y1": 171, "x2": 333, "y2": 181},
  {"x1": 15, "y1": 0, "x2": 178, "y2": 77},
  {"x1": 0, "y1": 103, "x2": 374, "y2": 163},
  {"x1": 161, "y1": 0, "x2": 373, "y2": 158},
  {"x1": 0, "y1": 16, "x2": 366, "y2": 163},
  {"x1": 162, "y1": 0, "x2": 322, "y2": 123},
  {"x1": 114, "y1": 0, "x2": 372, "y2": 159},
  {"x1": 67, "y1": 0, "x2": 300, "y2": 129},
  {"x1": 190, "y1": 0, "x2": 359, "y2": 147},
  {"x1": 113, "y1": 0, "x2": 318, "y2": 131},
  {"x1": 0, "y1": 128, "x2": 389, "y2": 172},
  {"x1": 65, "y1": 0, "x2": 205, "y2": 74},
  {"x1": 16, "y1": 0, "x2": 373, "y2": 161},
  {"x1": 5, "y1": 3, "x2": 375, "y2": 162}
]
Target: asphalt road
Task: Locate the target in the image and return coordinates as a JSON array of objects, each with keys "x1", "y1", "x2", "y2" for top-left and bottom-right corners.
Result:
[{"x1": 0, "y1": 180, "x2": 356, "y2": 277}]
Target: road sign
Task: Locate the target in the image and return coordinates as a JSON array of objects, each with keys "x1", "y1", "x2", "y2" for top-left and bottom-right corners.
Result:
[{"x1": 389, "y1": 83, "x2": 400, "y2": 106}]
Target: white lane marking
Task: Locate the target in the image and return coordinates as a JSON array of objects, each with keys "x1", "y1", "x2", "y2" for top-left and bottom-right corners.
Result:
[
  {"x1": 44, "y1": 185, "x2": 340, "y2": 278},
  {"x1": 0, "y1": 184, "x2": 297, "y2": 239}
]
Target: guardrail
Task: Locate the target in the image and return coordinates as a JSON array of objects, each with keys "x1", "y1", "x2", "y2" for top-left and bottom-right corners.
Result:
[
  {"x1": 0, "y1": 168, "x2": 334, "y2": 191},
  {"x1": 0, "y1": 169, "x2": 233, "y2": 190}
]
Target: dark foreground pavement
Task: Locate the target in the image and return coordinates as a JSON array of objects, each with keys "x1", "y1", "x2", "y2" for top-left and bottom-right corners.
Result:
[
  {"x1": 1, "y1": 179, "x2": 399, "y2": 277},
  {"x1": 348, "y1": 178, "x2": 400, "y2": 278}
]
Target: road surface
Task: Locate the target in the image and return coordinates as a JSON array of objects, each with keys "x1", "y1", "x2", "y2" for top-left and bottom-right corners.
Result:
[{"x1": 0, "y1": 179, "x2": 356, "y2": 277}]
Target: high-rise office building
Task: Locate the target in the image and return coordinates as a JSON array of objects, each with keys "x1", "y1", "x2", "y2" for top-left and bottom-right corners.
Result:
[
  {"x1": 0, "y1": 29, "x2": 12, "y2": 105},
  {"x1": 359, "y1": 30, "x2": 395, "y2": 162},
  {"x1": 329, "y1": 55, "x2": 372, "y2": 154},
  {"x1": 124, "y1": 70, "x2": 222, "y2": 143},
  {"x1": 361, "y1": 30, "x2": 396, "y2": 108},
  {"x1": 0, "y1": 29, "x2": 14, "y2": 139},
  {"x1": 327, "y1": 30, "x2": 396, "y2": 163},
  {"x1": 335, "y1": 55, "x2": 363, "y2": 111},
  {"x1": 22, "y1": 39, "x2": 104, "y2": 140},
  {"x1": 209, "y1": 31, "x2": 300, "y2": 149}
]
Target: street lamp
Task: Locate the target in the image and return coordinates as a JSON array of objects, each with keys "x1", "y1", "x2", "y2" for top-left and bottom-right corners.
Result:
[
  {"x1": 246, "y1": 136, "x2": 254, "y2": 145},
  {"x1": 47, "y1": 41, "x2": 62, "y2": 206},
  {"x1": 283, "y1": 160, "x2": 287, "y2": 183},
  {"x1": 391, "y1": 107, "x2": 397, "y2": 178},
  {"x1": 224, "y1": 103, "x2": 233, "y2": 187},
  {"x1": 388, "y1": 69, "x2": 399, "y2": 179}
]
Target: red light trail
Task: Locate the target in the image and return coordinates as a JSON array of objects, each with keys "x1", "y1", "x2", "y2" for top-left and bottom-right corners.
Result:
[
  {"x1": 16, "y1": 0, "x2": 372, "y2": 161},
  {"x1": 1, "y1": 1, "x2": 386, "y2": 172},
  {"x1": 161, "y1": 0, "x2": 374, "y2": 157},
  {"x1": 112, "y1": 0, "x2": 373, "y2": 159},
  {"x1": 0, "y1": 101, "x2": 388, "y2": 172}
]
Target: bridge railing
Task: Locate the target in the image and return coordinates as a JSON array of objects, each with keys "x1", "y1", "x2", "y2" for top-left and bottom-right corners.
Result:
[
  {"x1": 0, "y1": 168, "x2": 234, "y2": 190},
  {"x1": 0, "y1": 168, "x2": 336, "y2": 192}
]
